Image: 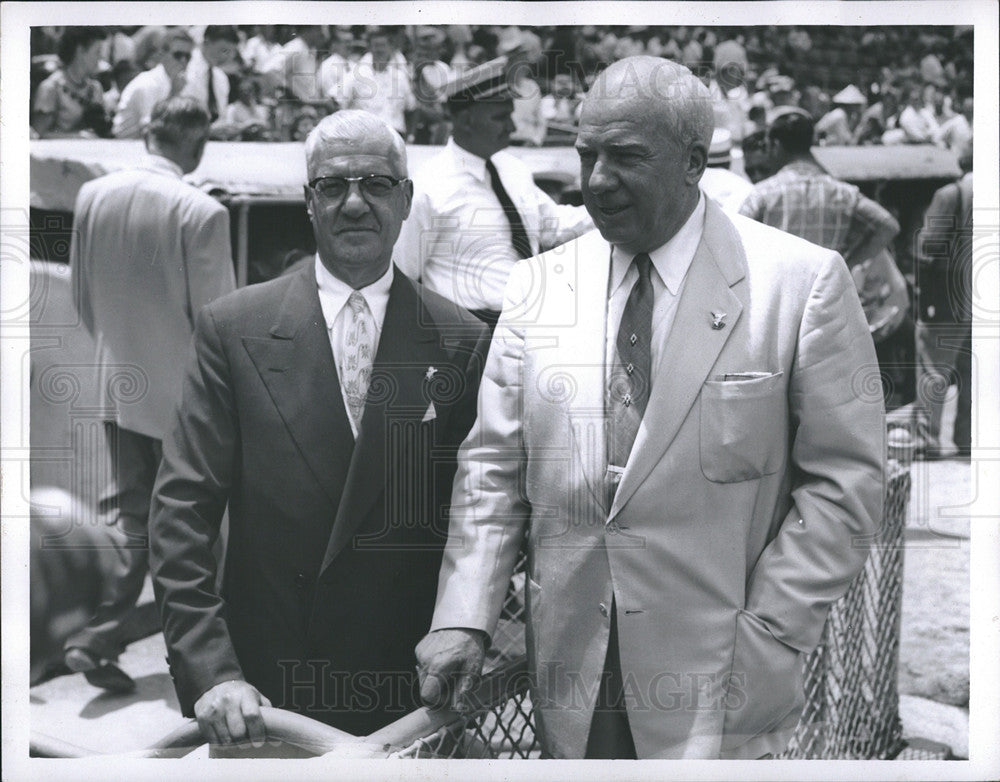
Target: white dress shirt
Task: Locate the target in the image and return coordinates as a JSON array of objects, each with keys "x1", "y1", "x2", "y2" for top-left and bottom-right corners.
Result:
[
  {"x1": 270, "y1": 37, "x2": 320, "y2": 101},
  {"x1": 396, "y1": 138, "x2": 593, "y2": 311},
  {"x1": 319, "y1": 52, "x2": 352, "y2": 103},
  {"x1": 605, "y1": 192, "x2": 706, "y2": 383},
  {"x1": 113, "y1": 63, "x2": 172, "y2": 139},
  {"x1": 241, "y1": 34, "x2": 283, "y2": 73},
  {"x1": 315, "y1": 256, "x2": 393, "y2": 438},
  {"x1": 340, "y1": 52, "x2": 415, "y2": 134},
  {"x1": 182, "y1": 47, "x2": 230, "y2": 117}
]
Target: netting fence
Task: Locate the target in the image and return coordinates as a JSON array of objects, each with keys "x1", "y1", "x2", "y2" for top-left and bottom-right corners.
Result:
[{"x1": 386, "y1": 461, "x2": 912, "y2": 760}]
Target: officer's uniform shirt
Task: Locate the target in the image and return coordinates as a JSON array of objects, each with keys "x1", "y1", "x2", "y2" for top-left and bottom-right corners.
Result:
[{"x1": 396, "y1": 138, "x2": 593, "y2": 312}]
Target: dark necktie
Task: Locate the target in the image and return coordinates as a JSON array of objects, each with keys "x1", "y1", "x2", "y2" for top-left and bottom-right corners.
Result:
[
  {"x1": 207, "y1": 68, "x2": 218, "y2": 122},
  {"x1": 608, "y1": 253, "x2": 654, "y2": 474},
  {"x1": 485, "y1": 158, "x2": 533, "y2": 260}
]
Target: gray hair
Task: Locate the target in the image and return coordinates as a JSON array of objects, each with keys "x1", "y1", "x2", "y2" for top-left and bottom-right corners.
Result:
[
  {"x1": 146, "y1": 96, "x2": 210, "y2": 147},
  {"x1": 304, "y1": 110, "x2": 408, "y2": 179},
  {"x1": 587, "y1": 57, "x2": 715, "y2": 152}
]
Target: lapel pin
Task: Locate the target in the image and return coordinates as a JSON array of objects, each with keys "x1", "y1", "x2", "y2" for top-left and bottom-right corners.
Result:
[
  {"x1": 425, "y1": 366, "x2": 438, "y2": 381},
  {"x1": 711, "y1": 311, "x2": 727, "y2": 330}
]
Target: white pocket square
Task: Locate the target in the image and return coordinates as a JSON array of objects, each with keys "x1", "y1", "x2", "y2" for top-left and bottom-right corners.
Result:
[{"x1": 421, "y1": 402, "x2": 437, "y2": 423}]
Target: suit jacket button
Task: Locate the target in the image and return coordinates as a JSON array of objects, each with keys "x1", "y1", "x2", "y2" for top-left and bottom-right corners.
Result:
[
  {"x1": 294, "y1": 573, "x2": 308, "y2": 590},
  {"x1": 599, "y1": 602, "x2": 609, "y2": 617}
]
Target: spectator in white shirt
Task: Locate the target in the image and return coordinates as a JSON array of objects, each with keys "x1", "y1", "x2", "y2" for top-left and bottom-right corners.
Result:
[
  {"x1": 410, "y1": 26, "x2": 453, "y2": 145},
  {"x1": 893, "y1": 84, "x2": 938, "y2": 144},
  {"x1": 934, "y1": 96, "x2": 973, "y2": 159},
  {"x1": 319, "y1": 26, "x2": 355, "y2": 104},
  {"x1": 264, "y1": 25, "x2": 325, "y2": 101},
  {"x1": 241, "y1": 25, "x2": 282, "y2": 74},
  {"x1": 340, "y1": 27, "x2": 415, "y2": 137},
  {"x1": 182, "y1": 25, "x2": 238, "y2": 137},
  {"x1": 113, "y1": 28, "x2": 193, "y2": 139},
  {"x1": 221, "y1": 75, "x2": 271, "y2": 140}
]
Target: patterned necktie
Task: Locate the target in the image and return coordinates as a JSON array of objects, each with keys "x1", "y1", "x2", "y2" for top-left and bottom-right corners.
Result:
[
  {"x1": 340, "y1": 291, "x2": 376, "y2": 432},
  {"x1": 485, "y1": 158, "x2": 533, "y2": 260},
  {"x1": 609, "y1": 253, "x2": 654, "y2": 472}
]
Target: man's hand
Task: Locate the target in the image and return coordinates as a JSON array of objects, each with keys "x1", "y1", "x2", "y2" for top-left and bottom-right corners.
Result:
[
  {"x1": 415, "y1": 628, "x2": 487, "y2": 712},
  {"x1": 194, "y1": 679, "x2": 272, "y2": 747}
]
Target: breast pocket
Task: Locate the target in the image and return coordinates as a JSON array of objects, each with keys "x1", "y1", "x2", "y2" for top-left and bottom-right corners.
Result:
[{"x1": 700, "y1": 371, "x2": 786, "y2": 483}]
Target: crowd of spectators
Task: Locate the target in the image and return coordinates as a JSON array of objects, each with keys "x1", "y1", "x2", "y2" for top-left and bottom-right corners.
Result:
[{"x1": 31, "y1": 24, "x2": 973, "y2": 153}]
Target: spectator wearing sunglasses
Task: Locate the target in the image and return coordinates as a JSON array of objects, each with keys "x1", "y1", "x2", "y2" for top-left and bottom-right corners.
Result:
[{"x1": 113, "y1": 28, "x2": 194, "y2": 139}]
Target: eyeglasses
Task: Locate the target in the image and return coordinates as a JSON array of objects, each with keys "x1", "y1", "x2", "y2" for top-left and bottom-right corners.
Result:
[
  {"x1": 170, "y1": 50, "x2": 193, "y2": 62},
  {"x1": 307, "y1": 174, "x2": 408, "y2": 201}
]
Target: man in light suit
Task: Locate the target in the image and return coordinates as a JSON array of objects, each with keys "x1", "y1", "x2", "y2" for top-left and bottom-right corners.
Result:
[
  {"x1": 149, "y1": 110, "x2": 487, "y2": 746},
  {"x1": 416, "y1": 57, "x2": 885, "y2": 759},
  {"x1": 66, "y1": 96, "x2": 235, "y2": 692}
]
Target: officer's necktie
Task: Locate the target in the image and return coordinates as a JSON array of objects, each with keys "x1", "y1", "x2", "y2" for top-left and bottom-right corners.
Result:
[
  {"x1": 207, "y1": 68, "x2": 218, "y2": 122},
  {"x1": 485, "y1": 158, "x2": 533, "y2": 260}
]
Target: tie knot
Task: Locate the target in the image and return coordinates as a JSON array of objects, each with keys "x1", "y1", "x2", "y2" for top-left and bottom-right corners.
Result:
[
  {"x1": 633, "y1": 253, "x2": 652, "y2": 281},
  {"x1": 347, "y1": 291, "x2": 368, "y2": 315}
]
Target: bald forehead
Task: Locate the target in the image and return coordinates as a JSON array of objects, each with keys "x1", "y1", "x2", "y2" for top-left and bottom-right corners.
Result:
[
  {"x1": 580, "y1": 71, "x2": 673, "y2": 136},
  {"x1": 305, "y1": 113, "x2": 407, "y2": 179},
  {"x1": 308, "y1": 135, "x2": 395, "y2": 171},
  {"x1": 589, "y1": 57, "x2": 690, "y2": 104}
]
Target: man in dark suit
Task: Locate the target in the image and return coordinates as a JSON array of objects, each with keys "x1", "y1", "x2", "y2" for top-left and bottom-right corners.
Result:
[{"x1": 149, "y1": 110, "x2": 488, "y2": 747}]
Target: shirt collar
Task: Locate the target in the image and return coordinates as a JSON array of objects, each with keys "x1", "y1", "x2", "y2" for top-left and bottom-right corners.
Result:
[
  {"x1": 610, "y1": 192, "x2": 706, "y2": 297},
  {"x1": 188, "y1": 47, "x2": 209, "y2": 74},
  {"x1": 149, "y1": 63, "x2": 170, "y2": 85},
  {"x1": 142, "y1": 154, "x2": 185, "y2": 179},
  {"x1": 315, "y1": 255, "x2": 394, "y2": 330},
  {"x1": 446, "y1": 137, "x2": 488, "y2": 182},
  {"x1": 782, "y1": 158, "x2": 826, "y2": 176}
]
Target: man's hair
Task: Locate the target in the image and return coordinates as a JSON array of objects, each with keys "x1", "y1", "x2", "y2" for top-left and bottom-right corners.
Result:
[
  {"x1": 160, "y1": 28, "x2": 195, "y2": 52},
  {"x1": 57, "y1": 26, "x2": 107, "y2": 66},
  {"x1": 767, "y1": 111, "x2": 815, "y2": 155},
  {"x1": 146, "y1": 96, "x2": 211, "y2": 147},
  {"x1": 741, "y1": 129, "x2": 767, "y2": 156},
  {"x1": 203, "y1": 25, "x2": 240, "y2": 45},
  {"x1": 447, "y1": 94, "x2": 512, "y2": 116},
  {"x1": 589, "y1": 57, "x2": 715, "y2": 154},
  {"x1": 367, "y1": 26, "x2": 394, "y2": 43},
  {"x1": 304, "y1": 110, "x2": 407, "y2": 180}
]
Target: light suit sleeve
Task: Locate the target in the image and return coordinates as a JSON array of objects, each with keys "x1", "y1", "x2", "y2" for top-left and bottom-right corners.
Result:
[
  {"x1": 394, "y1": 188, "x2": 432, "y2": 283},
  {"x1": 745, "y1": 251, "x2": 885, "y2": 653},
  {"x1": 69, "y1": 184, "x2": 95, "y2": 335},
  {"x1": 429, "y1": 260, "x2": 534, "y2": 637},
  {"x1": 182, "y1": 200, "x2": 236, "y2": 323},
  {"x1": 536, "y1": 188, "x2": 594, "y2": 252}
]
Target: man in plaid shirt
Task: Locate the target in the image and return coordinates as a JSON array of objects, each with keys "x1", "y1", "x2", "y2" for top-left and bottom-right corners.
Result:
[{"x1": 739, "y1": 108, "x2": 900, "y2": 268}]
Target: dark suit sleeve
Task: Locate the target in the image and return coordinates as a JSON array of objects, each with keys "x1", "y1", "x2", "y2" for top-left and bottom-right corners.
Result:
[
  {"x1": 916, "y1": 182, "x2": 960, "y2": 268},
  {"x1": 149, "y1": 304, "x2": 244, "y2": 716}
]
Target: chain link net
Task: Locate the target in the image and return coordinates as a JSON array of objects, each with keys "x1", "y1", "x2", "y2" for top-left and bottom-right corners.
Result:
[{"x1": 394, "y1": 462, "x2": 911, "y2": 759}]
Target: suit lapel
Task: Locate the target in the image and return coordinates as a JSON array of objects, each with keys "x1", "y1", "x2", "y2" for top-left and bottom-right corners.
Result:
[
  {"x1": 609, "y1": 201, "x2": 747, "y2": 520},
  {"x1": 320, "y1": 273, "x2": 439, "y2": 574},
  {"x1": 242, "y1": 265, "x2": 354, "y2": 510},
  {"x1": 561, "y1": 232, "x2": 612, "y2": 512}
]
